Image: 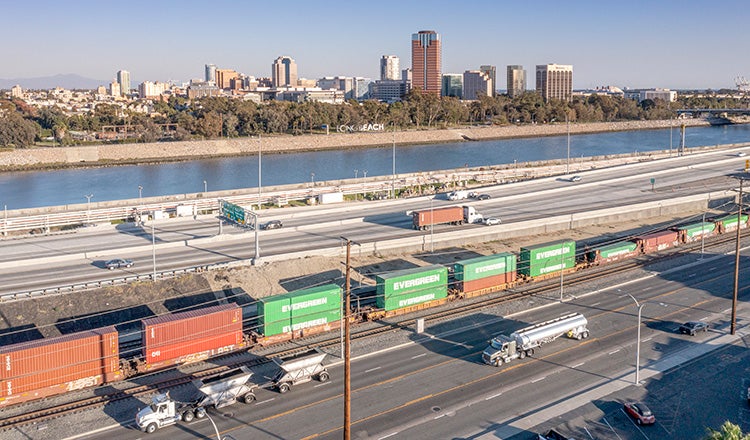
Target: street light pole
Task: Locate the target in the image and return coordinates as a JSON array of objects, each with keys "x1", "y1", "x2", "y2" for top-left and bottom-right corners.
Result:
[
  {"x1": 699, "y1": 211, "x2": 707, "y2": 260},
  {"x1": 203, "y1": 180, "x2": 207, "y2": 193},
  {"x1": 151, "y1": 220, "x2": 156, "y2": 280},
  {"x1": 731, "y1": 177, "x2": 745, "y2": 335},
  {"x1": 84, "y1": 194, "x2": 93, "y2": 223},
  {"x1": 430, "y1": 197, "x2": 434, "y2": 253},
  {"x1": 618, "y1": 291, "x2": 665, "y2": 385},
  {"x1": 138, "y1": 185, "x2": 142, "y2": 201},
  {"x1": 340, "y1": 237, "x2": 360, "y2": 440},
  {"x1": 392, "y1": 131, "x2": 396, "y2": 200},
  {"x1": 566, "y1": 112, "x2": 570, "y2": 175},
  {"x1": 258, "y1": 134, "x2": 262, "y2": 209}
]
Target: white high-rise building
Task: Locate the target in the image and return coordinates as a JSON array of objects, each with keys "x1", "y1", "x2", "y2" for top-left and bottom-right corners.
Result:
[
  {"x1": 117, "y1": 70, "x2": 130, "y2": 96},
  {"x1": 205, "y1": 64, "x2": 216, "y2": 83},
  {"x1": 380, "y1": 55, "x2": 400, "y2": 81},
  {"x1": 536, "y1": 64, "x2": 573, "y2": 102}
]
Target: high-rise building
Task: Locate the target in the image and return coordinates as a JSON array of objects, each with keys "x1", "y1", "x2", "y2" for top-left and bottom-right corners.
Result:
[
  {"x1": 215, "y1": 69, "x2": 238, "y2": 89},
  {"x1": 536, "y1": 64, "x2": 573, "y2": 102},
  {"x1": 441, "y1": 74, "x2": 462, "y2": 98},
  {"x1": 380, "y1": 55, "x2": 400, "y2": 81},
  {"x1": 479, "y1": 65, "x2": 496, "y2": 97},
  {"x1": 462, "y1": 70, "x2": 492, "y2": 100},
  {"x1": 411, "y1": 30, "x2": 441, "y2": 95},
  {"x1": 10, "y1": 85, "x2": 23, "y2": 98},
  {"x1": 205, "y1": 64, "x2": 216, "y2": 83},
  {"x1": 109, "y1": 80, "x2": 121, "y2": 97},
  {"x1": 507, "y1": 65, "x2": 526, "y2": 98},
  {"x1": 117, "y1": 70, "x2": 130, "y2": 96},
  {"x1": 272, "y1": 56, "x2": 298, "y2": 88}
]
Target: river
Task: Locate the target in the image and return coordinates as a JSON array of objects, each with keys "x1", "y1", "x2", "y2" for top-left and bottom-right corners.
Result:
[{"x1": 1, "y1": 124, "x2": 749, "y2": 210}]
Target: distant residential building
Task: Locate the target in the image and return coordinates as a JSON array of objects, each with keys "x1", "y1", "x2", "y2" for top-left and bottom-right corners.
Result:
[
  {"x1": 380, "y1": 55, "x2": 400, "y2": 80},
  {"x1": 463, "y1": 70, "x2": 492, "y2": 100},
  {"x1": 275, "y1": 88, "x2": 345, "y2": 104},
  {"x1": 573, "y1": 85, "x2": 625, "y2": 99},
  {"x1": 369, "y1": 79, "x2": 408, "y2": 103},
  {"x1": 639, "y1": 88, "x2": 676, "y2": 102},
  {"x1": 96, "y1": 85, "x2": 107, "y2": 95},
  {"x1": 117, "y1": 70, "x2": 130, "y2": 96},
  {"x1": 215, "y1": 69, "x2": 238, "y2": 89},
  {"x1": 507, "y1": 65, "x2": 526, "y2": 98},
  {"x1": 205, "y1": 63, "x2": 216, "y2": 83},
  {"x1": 10, "y1": 85, "x2": 23, "y2": 99},
  {"x1": 536, "y1": 64, "x2": 573, "y2": 102},
  {"x1": 411, "y1": 30, "x2": 441, "y2": 95},
  {"x1": 272, "y1": 56, "x2": 298, "y2": 88},
  {"x1": 297, "y1": 78, "x2": 317, "y2": 88},
  {"x1": 139, "y1": 81, "x2": 169, "y2": 99},
  {"x1": 479, "y1": 65, "x2": 496, "y2": 97},
  {"x1": 187, "y1": 81, "x2": 220, "y2": 99},
  {"x1": 353, "y1": 77, "x2": 372, "y2": 100},
  {"x1": 109, "y1": 80, "x2": 121, "y2": 97},
  {"x1": 441, "y1": 74, "x2": 462, "y2": 98},
  {"x1": 402, "y1": 68, "x2": 412, "y2": 83}
]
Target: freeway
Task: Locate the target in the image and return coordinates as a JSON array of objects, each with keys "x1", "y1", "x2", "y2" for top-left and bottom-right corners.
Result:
[
  {"x1": 35, "y1": 237, "x2": 749, "y2": 440},
  {"x1": 0, "y1": 146, "x2": 747, "y2": 297}
]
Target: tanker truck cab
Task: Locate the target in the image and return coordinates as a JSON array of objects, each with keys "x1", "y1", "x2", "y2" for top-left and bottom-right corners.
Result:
[{"x1": 482, "y1": 334, "x2": 522, "y2": 365}]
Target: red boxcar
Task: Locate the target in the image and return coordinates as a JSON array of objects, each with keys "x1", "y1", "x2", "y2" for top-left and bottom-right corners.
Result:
[
  {"x1": 634, "y1": 230, "x2": 680, "y2": 254},
  {"x1": 142, "y1": 304, "x2": 245, "y2": 370},
  {"x1": 459, "y1": 272, "x2": 517, "y2": 295},
  {"x1": 0, "y1": 326, "x2": 121, "y2": 407}
]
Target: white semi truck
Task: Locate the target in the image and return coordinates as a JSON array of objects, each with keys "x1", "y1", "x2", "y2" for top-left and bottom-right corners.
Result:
[
  {"x1": 482, "y1": 313, "x2": 589, "y2": 366},
  {"x1": 136, "y1": 366, "x2": 257, "y2": 433}
]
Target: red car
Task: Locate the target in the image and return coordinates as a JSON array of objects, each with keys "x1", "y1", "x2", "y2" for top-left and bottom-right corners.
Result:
[{"x1": 624, "y1": 402, "x2": 656, "y2": 425}]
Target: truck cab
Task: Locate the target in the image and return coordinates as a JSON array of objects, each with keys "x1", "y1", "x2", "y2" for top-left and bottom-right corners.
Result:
[
  {"x1": 136, "y1": 392, "x2": 203, "y2": 433},
  {"x1": 482, "y1": 335, "x2": 516, "y2": 365},
  {"x1": 463, "y1": 206, "x2": 484, "y2": 224}
]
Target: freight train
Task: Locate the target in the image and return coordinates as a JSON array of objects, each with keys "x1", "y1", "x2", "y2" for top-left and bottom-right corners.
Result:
[{"x1": 1, "y1": 213, "x2": 746, "y2": 408}]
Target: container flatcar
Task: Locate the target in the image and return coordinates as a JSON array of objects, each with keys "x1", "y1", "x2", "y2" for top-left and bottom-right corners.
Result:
[
  {"x1": 141, "y1": 304, "x2": 244, "y2": 371},
  {"x1": 674, "y1": 221, "x2": 717, "y2": 243},
  {"x1": 586, "y1": 241, "x2": 640, "y2": 265},
  {"x1": 375, "y1": 265, "x2": 448, "y2": 311},
  {"x1": 0, "y1": 326, "x2": 121, "y2": 407},
  {"x1": 633, "y1": 230, "x2": 679, "y2": 254},
  {"x1": 518, "y1": 239, "x2": 576, "y2": 279},
  {"x1": 454, "y1": 253, "x2": 517, "y2": 297}
]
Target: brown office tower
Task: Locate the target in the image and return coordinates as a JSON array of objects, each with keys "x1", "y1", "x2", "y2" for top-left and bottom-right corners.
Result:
[{"x1": 411, "y1": 30, "x2": 441, "y2": 95}]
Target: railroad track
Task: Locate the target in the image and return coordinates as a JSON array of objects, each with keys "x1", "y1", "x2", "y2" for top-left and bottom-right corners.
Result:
[{"x1": 1, "y1": 233, "x2": 743, "y2": 432}]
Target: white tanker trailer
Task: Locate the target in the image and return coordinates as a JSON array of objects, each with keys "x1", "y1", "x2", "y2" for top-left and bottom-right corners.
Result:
[{"x1": 482, "y1": 313, "x2": 589, "y2": 366}]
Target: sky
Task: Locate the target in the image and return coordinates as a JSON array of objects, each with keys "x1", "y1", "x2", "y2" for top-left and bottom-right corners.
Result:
[{"x1": 2, "y1": 0, "x2": 749, "y2": 90}]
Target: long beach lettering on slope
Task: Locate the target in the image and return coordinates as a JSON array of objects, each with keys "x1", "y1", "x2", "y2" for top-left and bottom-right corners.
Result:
[{"x1": 393, "y1": 274, "x2": 440, "y2": 291}]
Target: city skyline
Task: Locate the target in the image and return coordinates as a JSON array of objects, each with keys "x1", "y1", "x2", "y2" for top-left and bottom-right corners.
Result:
[{"x1": 2, "y1": 0, "x2": 749, "y2": 90}]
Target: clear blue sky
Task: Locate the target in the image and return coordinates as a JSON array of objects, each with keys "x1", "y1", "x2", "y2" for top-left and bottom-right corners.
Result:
[{"x1": 3, "y1": 0, "x2": 748, "y2": 90}]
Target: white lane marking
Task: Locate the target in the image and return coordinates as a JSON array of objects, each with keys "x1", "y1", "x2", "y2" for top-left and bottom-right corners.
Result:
[
  {"x1": 723, "y1": 308, "x2": 732, "y2": 313},
  {"x1": 485, "y1": 392, "x2": 503, "y2": 400},
  {"x1": 531, "y1": 376, "x2": 546, "y2": 383},
  {"x1": 591, "y1": 302, "x2": 600, "y2": 306},
  {"x1": 365, "y1": 366, "x2": 381, "y2": 373},
  {"x1": 609, "y1": 349, "x2": 621, "y2": 355},
  {"x1": 314, "y1": 382, "x2": 331, "y2": 388},
  {"x1": 255, "y1": 398, "x2": 275, "y2": 405},
  {"x1": 642, "y1": 337, "x2": 653, "y2": 342},
  {"x1": 602, "y1": 417, "x2": 624, "y2": 440},
  {"x1": 411, "y1": 353, "x2": 427, "y2": 359},
  {"x1": 379, "y1": 432, "x2": 399, "y2": 439},
  {"x1": 571, "y1": 362, "x2": 585, "y2": 368},
  {"x1": 434, "y1": 414, "x2": 446, "y2": 419},
  {"x1": 709, "y1": 267, "x2": 717, "y2": 271}
]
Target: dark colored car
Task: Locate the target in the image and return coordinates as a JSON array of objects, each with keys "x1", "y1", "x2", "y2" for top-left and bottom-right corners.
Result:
[
  {"x1": 477, "y1": 194, "x2": 491, "y2": 200},
  {"x1": 261, "y1": 220, "x2": 283, "y2": 230},
  {"x1": 623, "y1": 402, "x2": 655, "y2": 425},
  {"x1": 679, "y1": 321, "x2": 709, "y2": 336},
  {"x1": 105, "y1": 258, "x2": 134, "y2": 270},
  {"x1": 537, "y1": 429, "x2": 572, "y2": 440}
]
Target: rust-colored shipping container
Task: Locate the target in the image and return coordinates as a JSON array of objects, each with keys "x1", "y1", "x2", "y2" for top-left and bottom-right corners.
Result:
[
  {"x1": 142, "y1": 304, "x2": 245, "y2": 369},
  {"x1": 412, "y1": 206, "x2": 464, "y2": 230},
  {"x1": 634, "y1": 230, "x2": 679, "y2": 254},
  {"x1": 0, "y1": 326, "x2": 121, "y2": 407},
  {"x1": 459, "y1": 272, "x2": 517, "y2": 296}
]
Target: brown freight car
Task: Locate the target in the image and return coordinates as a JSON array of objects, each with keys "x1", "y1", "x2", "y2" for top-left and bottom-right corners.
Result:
[
  {"x1": 0, "y1": 326, "x2": 121, "y2": 407},
  {"x1": 633, "y1": 230, "x2": 680, "y2": 254},
  {"x1": 141, "y1": 304, "x2": 245, "y2": 371}
]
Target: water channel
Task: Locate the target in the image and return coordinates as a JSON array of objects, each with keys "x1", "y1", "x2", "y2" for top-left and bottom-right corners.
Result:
[{"x1": 1, "y1": 124, "x2": 749, "y2": 210}]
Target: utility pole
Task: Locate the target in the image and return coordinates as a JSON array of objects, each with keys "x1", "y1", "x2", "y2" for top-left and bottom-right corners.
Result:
[
  {"x1": 340, "y1": 236, "x2": 360, "y2": 440},
  {"x1": 731, "y1": 177, "x2": 745, "y2": 335}
]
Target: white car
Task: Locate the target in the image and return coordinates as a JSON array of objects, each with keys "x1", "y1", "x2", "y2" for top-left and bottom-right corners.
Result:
[
  {"x1": 569, "y1": 175, "x2": 582, "y2": 182},
  {"x1": 738, "y1": 152, "x2": 747, "y2": 157},
  {"x1": 484, "y1": 217, "x2": 501, "y2": 226}
]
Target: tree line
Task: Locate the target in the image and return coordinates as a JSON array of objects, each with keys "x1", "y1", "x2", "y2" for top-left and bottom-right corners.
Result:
[{"x1": 0, "y1": 90, "x2": 746, "y2": 148}]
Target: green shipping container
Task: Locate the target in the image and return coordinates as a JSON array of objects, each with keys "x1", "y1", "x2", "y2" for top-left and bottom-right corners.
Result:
[
  {"x1": 258, "y1": 293, "x2": 291, "y2": 336},
  {"x1": 285, "y1": 284, "x2": 342, "y2": 318},
  {"x1": 375, "y1": 265, "x2": 448, "y2": 311},
  {"x1": 290, "y1": 310, "x2": 341, "y2": 332},
  {"x1": 716, "y1": 214, "x2": 748, "y2": 229},
  {"x1": 679, "y1": 222, "x2": 716, "y2": 238},
  {"x1": 596, "y1": 241, "x2": 638, "y2": 259},
  {"x1": 518, "y1": 240, "x2": 576, "y2": 277},
  {"x1": 454, "y1": 253, "x2": 517, "y2": 282}
]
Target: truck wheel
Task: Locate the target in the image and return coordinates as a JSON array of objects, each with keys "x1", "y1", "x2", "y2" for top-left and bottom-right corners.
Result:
[
  {"x1": 146, "y1": 423, "x2": 157, "y2": 434},
  {"x1": 519, "y1": 350, "x2": 526, "y2": 359},
  {"x1": 576, "y1": 333, "x2": 583, "y2": 340},
  {"x1": 583, "y1": 331, "x2": 589, "y2": 339},
  {"x1": 241, "y1": 393, "x2": 256, "y2": 404},
  {"x1": 318, "y1": 371, "x2": 330, "y2": 382},
  {"x1": 195, "y1": 408, "x2": 206, "y2": 419},
  {"x1": 183, "y1": 411, "x2": 194, "y2": 422},
  {"x1": 527, "y1": 348, "x2": 534, "y2": 356},
  {"x1": 279, "y1": 383, "x2": 290, "y2": 393}
]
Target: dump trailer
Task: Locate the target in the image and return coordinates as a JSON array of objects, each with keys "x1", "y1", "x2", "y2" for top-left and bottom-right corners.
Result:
[
  {"x1": 482, "y1": 313, "x2": 589, "y2": 366},
  {"x1": 271, "y1": 351, "x2": 329, "y2": 393},
  {"x1": 411, "y1": 206, "x2": 482, "y2": 230},
  {"x1": 135, "y1": 366, "x2": 256, "y2": 433}
]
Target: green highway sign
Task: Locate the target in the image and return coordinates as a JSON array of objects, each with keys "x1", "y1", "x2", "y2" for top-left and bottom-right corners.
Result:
[{"x1": 222, "y1": 200, "x2": 246, "y2": 225}]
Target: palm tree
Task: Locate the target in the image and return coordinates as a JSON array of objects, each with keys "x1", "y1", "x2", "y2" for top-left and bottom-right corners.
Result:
[{"x1": 703, "y1": 421, "x2": 750, "y2": 440}]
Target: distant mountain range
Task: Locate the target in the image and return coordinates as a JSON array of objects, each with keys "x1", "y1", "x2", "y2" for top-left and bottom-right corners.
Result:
[{"x1": 0, "y1": 74, "x2": 108, "y2": 90}]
